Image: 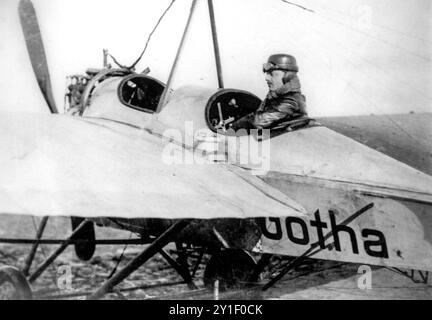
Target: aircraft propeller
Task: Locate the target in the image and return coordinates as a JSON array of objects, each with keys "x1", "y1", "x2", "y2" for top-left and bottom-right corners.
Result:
[
  {"x1": 18, "y1": 1, "x2": 97, "y2": 262},
  {"x1": 18, "y1": 0, "x2": 58, "y2": 114}
]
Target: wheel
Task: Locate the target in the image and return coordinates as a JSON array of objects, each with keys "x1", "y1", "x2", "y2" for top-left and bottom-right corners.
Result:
[
  {"x1": 0, "y1": 266, "x2": 32, "y2": 300},
  {"x1": 71, "y1": 217, "x2": 96, "y2": 261},
  {"x1": 203, "y1": 249, "x2": 257, "y2": 290}
]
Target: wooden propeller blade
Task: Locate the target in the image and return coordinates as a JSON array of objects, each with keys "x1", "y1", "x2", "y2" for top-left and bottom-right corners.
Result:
[{"x1": 18, "y1": 0, "x2": 58, "y2": 114}]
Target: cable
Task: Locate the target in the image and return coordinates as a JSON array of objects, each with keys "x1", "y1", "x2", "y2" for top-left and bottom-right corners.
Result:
[
  {"x1": 314, "y1": 12, "x2": 431, "y2": 62},
  {"x1": 101, "y1": 0, "x2": 177, "y2": 71},
  {"x1": 128, "y1": 0, "x2": 177, "y2": 70},
  {"x1": 295, "y1": 12, "x2": 431, "y2": 100},
  {"x1": 274, "y1": 7, "x2": 430, "y2": 115},
  {"x1": 107, "y1": 232, "x2": 133, "y2": 279},
  {"x1": 271, "y1": 19, "x2": 383, "y2": 115},
  {"x1": 297, "y1": 17, "x2": 432, "y2": 118},
  {"x1": 384, "y1": 114, "x2": 422, "y2": 144},
  {"x1": 280, "y1": 0, "x2": 431, "y2": 62},
  {"x1": 281, "y1": 0, "x2": 314, "y2": 12},
  {"x1": 306, "y1": 1, "x2": 432, "y2": 45},
  {"x1": 304, "y1": 23, "x2": 431, "y2": 107},
  {"x1": 107, "y1": 53, "x2": 128, "y2": 69}
]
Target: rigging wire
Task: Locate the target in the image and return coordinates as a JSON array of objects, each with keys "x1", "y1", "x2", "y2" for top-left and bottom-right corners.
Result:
[
  {"x1": 281, "y1": 0, "x2": 314, "y2": 12},
  {"x1": 283, "y1": 3, "x2": 431, "y2": 99},
  {"x1": 104, "y1": 0, "x2": 177, "y2": 70},
  {"x1": 128, "y1": 0, "x2": 177, "y2": 70},
  {"x1": 305, "y1": 1, "x2": 432, "y2": 45},
  {"x1": 278, "y1": 19, "x2": 398, "y2": 113},
  {"x1": 314, "y1": 13, "x2": 431, "y2": 62},
  {"x1": 107, "y1": 232, "x2": 133, "y2": 279},
  {"x1": 278, "y1": 0, "x2": 432, "y2": 136},
  {"x1": 273, "y1": 12, "x2": 427, "y2": 143},
  {"x1": 383, "y1": 114, "x2": 419, "y2": 142},
  {"x1": 288, "y1": 11, "x2": 432, "y2": 104},
  {"x1": 297, "y1": 34, "x2": 426, "y2": 144},
  {"x1": 280, "y1": 0, "x2": 431, "y2": 62},
  {"x1": 279, "y1": 30, "x2": 380, "y2": 116},
  {"x1": 277, "y1": 1, "x2": 430, "y2": 117},
  {"x1": 107, "y1": 53, "x2": 128, "y2": 69}
]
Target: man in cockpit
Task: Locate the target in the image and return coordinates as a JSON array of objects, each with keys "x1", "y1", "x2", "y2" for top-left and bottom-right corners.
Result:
[{"x1": 230, "y1": 54, "x2": 307, "y2": 130}]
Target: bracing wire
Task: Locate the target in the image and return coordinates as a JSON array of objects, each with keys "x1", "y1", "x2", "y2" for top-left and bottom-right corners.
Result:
[
  {"x1": 281, "y1": 0, "x2": 314, "y2": 12},
  {"x1": 280, "y1": 0, "x2": 431, "y2": 62},
  {"x1": 276, "y1": 25, "x2": 382, "y2": 116},
  {"x1": 383, "y1": 114, "x2": 419, "y2": 143},
  {"x1": 283, "y1": 3, "x2": 431, "y2": 99},
  {"x1": 280, "y1": 4, "x2": 428, "y2": 143},
  {"x1": 105, "y1": 0, "x2": 177, "y2": 70},
  {"x1": 107, "y1": 232, "x2": 133, "y2": 279},
  {"x1": 107, "y1": 53, "x2": 128, "y2": 69},
  {"x1": 128, "y1": 0, "x2": 177, "y2": 70},
  {"x1": 315, "y1": 13, "x2": 431, "y2": 62},
  {"x1": 305, "y1": 1, "x2": 432, "y2": 45},
  {"x1": 288, "y1": 11, "x2": 432, "y2": 104},
  {"x1": 277, "y1": 18, "x2": 403, "y2": 115},
  {"x1": 271, "y1": 7, "x2": 427, "y2": 143},
  {"x1": 278, "y1": 0, "x2": 431, "y2": 116}
]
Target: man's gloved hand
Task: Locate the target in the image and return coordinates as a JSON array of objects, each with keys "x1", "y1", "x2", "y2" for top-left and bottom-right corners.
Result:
[{"x1": 228, "y1": 113, "x2": 255, "y2": 131}]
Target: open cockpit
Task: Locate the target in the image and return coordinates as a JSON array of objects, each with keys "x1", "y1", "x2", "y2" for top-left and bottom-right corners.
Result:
[
  {"x1": 118, "y1": 74, "x2": 165, "y2": 113},
  {"x1": 66, "y1": 68, "x2": 315, "y2": 137}
]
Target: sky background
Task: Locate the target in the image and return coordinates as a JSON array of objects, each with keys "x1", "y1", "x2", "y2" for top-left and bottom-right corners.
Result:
[{"x1": 0, "y1": 0, "x2": 431, "y2": 116}]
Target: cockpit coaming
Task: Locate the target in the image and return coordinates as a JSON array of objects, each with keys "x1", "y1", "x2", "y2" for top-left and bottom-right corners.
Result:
[
  {"x1": 118, "y1": 74, "x2": 165, "y2": 113},
  {"x1": 65, "y1": 68, "x2": 313, "y2": 136},
  {"x1": 205, "y1": 89, "x2": 262, "y2": 132}
]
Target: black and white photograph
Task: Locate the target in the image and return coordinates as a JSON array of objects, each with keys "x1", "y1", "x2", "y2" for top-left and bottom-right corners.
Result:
[{"x1": 0, "y1": 0, "x2": 431, "y2": 305}]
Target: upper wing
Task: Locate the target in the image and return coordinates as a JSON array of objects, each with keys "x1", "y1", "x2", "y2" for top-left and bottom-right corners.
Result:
[{"x1": 0, "y1": 112, "x2": 305, "y2": 219}]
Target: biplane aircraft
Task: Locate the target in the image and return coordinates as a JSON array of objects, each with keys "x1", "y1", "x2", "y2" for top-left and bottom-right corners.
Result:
[{"x1": 0, "y1": 0, "x2": 431, "y2": 299}]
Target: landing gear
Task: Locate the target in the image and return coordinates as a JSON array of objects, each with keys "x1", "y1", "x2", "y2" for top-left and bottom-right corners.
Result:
[
  {"x1": 0, "y1": 266, "x2": 32, "y2": 300},
  {"x1": 203, "y1": 249, "x2": 257, "y2": 290}
]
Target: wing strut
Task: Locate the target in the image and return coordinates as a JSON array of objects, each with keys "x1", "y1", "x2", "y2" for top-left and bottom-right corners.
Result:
[
  {"x1": 155, "y1": 0, "x2": 199, "y2": 114},
  {"x1": 208, "y1": 0, "x2": 224, "y2": 89}
]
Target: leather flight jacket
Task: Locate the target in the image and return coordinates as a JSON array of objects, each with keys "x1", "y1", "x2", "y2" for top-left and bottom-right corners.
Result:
[{"x1": 231, "y1": 75, "x2": 307, "y2": 130}]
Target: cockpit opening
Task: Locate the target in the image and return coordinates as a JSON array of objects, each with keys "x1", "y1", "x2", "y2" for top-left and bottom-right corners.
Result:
[
  {"x1": 205, "y1": 89, "x2": 262, "y2": 133},
  {"x1": 205, "y1": 88, "x2": 316, "y2": 137},
  {"x1": 118, "y1": 74, "x2": 165, "y2": 113}
]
